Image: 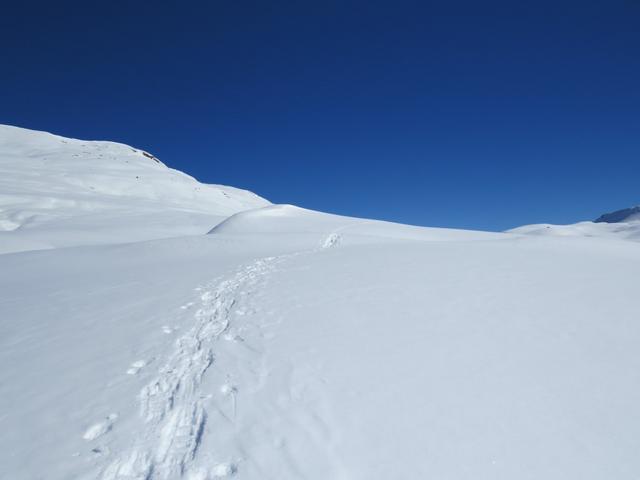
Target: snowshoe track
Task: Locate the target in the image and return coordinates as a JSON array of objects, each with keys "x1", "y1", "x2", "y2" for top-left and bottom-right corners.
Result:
[{"x1": 102, "y1": 257, "x2": 280, "y2": 480}]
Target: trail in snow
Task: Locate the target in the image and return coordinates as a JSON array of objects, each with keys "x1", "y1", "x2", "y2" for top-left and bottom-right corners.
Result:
[
  {"x1": 96, "y1": 230, "x2": 342, "y2": 479},
  {"x1": 319, "y1": 220, "x2": 377, "y2": 249},
  {"x1": 100, "y1": 256, "x2": 282, "y2": 480},
  {"x1": 321, "y1": 233, "x2": 341, "y2": 249}
]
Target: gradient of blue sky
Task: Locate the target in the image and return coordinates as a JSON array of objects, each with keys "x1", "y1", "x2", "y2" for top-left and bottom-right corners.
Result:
[{"x1": 2, "y1": 0, "x2": 639, "y2": 230}]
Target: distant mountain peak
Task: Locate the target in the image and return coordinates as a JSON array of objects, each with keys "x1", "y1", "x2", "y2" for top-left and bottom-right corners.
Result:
[{"x1": 594, "y1": 206, "x2": 640, "y2": 223}]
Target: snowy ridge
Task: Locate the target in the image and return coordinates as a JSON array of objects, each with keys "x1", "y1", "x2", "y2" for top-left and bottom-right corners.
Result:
[
  {"x1": 0, "y1": 124, "x2": 269, "y2": 253},
  {"x1": 210, "y1": 204, "x2": 503, "y2": 243}
]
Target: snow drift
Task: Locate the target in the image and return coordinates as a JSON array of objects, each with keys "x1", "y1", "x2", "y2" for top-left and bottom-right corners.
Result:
[{"x1": 209, "y1": 204, "x2": 503, "y2": 244}]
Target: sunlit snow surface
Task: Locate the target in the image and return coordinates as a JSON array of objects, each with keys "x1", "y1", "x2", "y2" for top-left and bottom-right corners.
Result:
[
  {"x1": 508, "y1": 206, "x2": 640, "y2": 241},
  {"x1": 1, "y1": 126, "x2": 639, "y2": 479},
  {"x1": 0, "y1": 124, "x2": 268, "y2": 253}
]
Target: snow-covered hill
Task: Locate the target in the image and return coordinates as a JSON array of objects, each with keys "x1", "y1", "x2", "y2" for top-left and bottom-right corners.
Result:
[
  {"x1": 0, "y1": 125, "x2": 268, "y2": 253},
  {"x1": 507, "y1": 206, "x2": 640, "y2": 242},
  {"x1": 1, "y1": 126, "x2": 639, "y2": 480}
]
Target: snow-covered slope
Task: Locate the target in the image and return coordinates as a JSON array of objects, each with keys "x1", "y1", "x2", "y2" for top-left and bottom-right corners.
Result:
[
  {"x1": 1, "y1": 127, "x2": 639, "y2": 479},
  {"x1": 2, "y1": 208, "x2": 640, "y2": 480},
  {"x1": 209, "y1": 204, "x2": 503, "y2": 243},
  {"x1": 0, "y1": 125, "x2": 268, "y2": 253},
  {"x1": 508, "y1": 205, "x2": 640, "y2": 242}
]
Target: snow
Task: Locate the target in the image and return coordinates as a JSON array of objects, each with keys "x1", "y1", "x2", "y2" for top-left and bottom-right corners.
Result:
[
  {"x1": 0, "y1": 124, "x2": 268, "y2": 253},
  {"x1": 507, "y1": 206, "x2": 640, "y2": 241},
  {"x1": 1, "y1": 125, "x2": 640, "y2": 479},
  {"x1": 83, "y1": 414, "x2": 119, "y2": 441},
  {"x1": 508, "y1": 220, "x2": 640, "y2": 241},
  {"x1": 210, "y1": 204, "x2": 503, "y2": 244}
]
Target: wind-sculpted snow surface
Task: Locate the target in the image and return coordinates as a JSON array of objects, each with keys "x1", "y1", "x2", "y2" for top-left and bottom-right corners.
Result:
[{"x1": 210, "y1": 204, "x2": 503, "y2": 243}]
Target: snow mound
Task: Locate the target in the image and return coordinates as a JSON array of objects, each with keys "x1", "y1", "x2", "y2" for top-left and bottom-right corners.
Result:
[
  {"x1": 594, "y1": 205, "x2": 640, "y2": 223},
  {"x1": 209, "y1": 204, "x2": 352, "y2": 235},
  {"x1": 0, "y1": 124, "x2": 269, "y2": 252},
  {"x1": 209, "y1": 204, "x2": 504, "y2": 243}
]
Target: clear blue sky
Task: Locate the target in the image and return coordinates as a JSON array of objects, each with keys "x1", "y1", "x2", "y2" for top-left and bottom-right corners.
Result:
[{"x1": 2, "y1": 1, "x2": 638, "y2": 231}]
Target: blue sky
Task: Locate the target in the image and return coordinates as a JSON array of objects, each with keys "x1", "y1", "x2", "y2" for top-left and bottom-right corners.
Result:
[{"x1": 2, "y1": 0, "x2": 639, "y2": 231}]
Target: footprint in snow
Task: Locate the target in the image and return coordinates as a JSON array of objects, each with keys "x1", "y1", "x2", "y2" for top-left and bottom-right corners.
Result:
[
  {"x1": 212, "y1": 463, "x2": 238, "y2": 477},
  {"x1": 220, "y1": 383, "x2": 237, "y2": 396},
  {"x1": 90, "y1": 446, "x2": 111, "y2": 457},
  {"x1": 223, "y1": 332, "x2": 244, "y2": 343},
  {"x1": 126, "y1": 360, "x2": 147, "y2": 375},
  {"x1": 83, "y1": 413, "x2": 118, "y2": 441},
  {"x1": 188, "y1": 464, "x2": 237, "y2": 479},
  {"x1": 220, "y1": 382, "x2": 238, "y2": 419}
]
